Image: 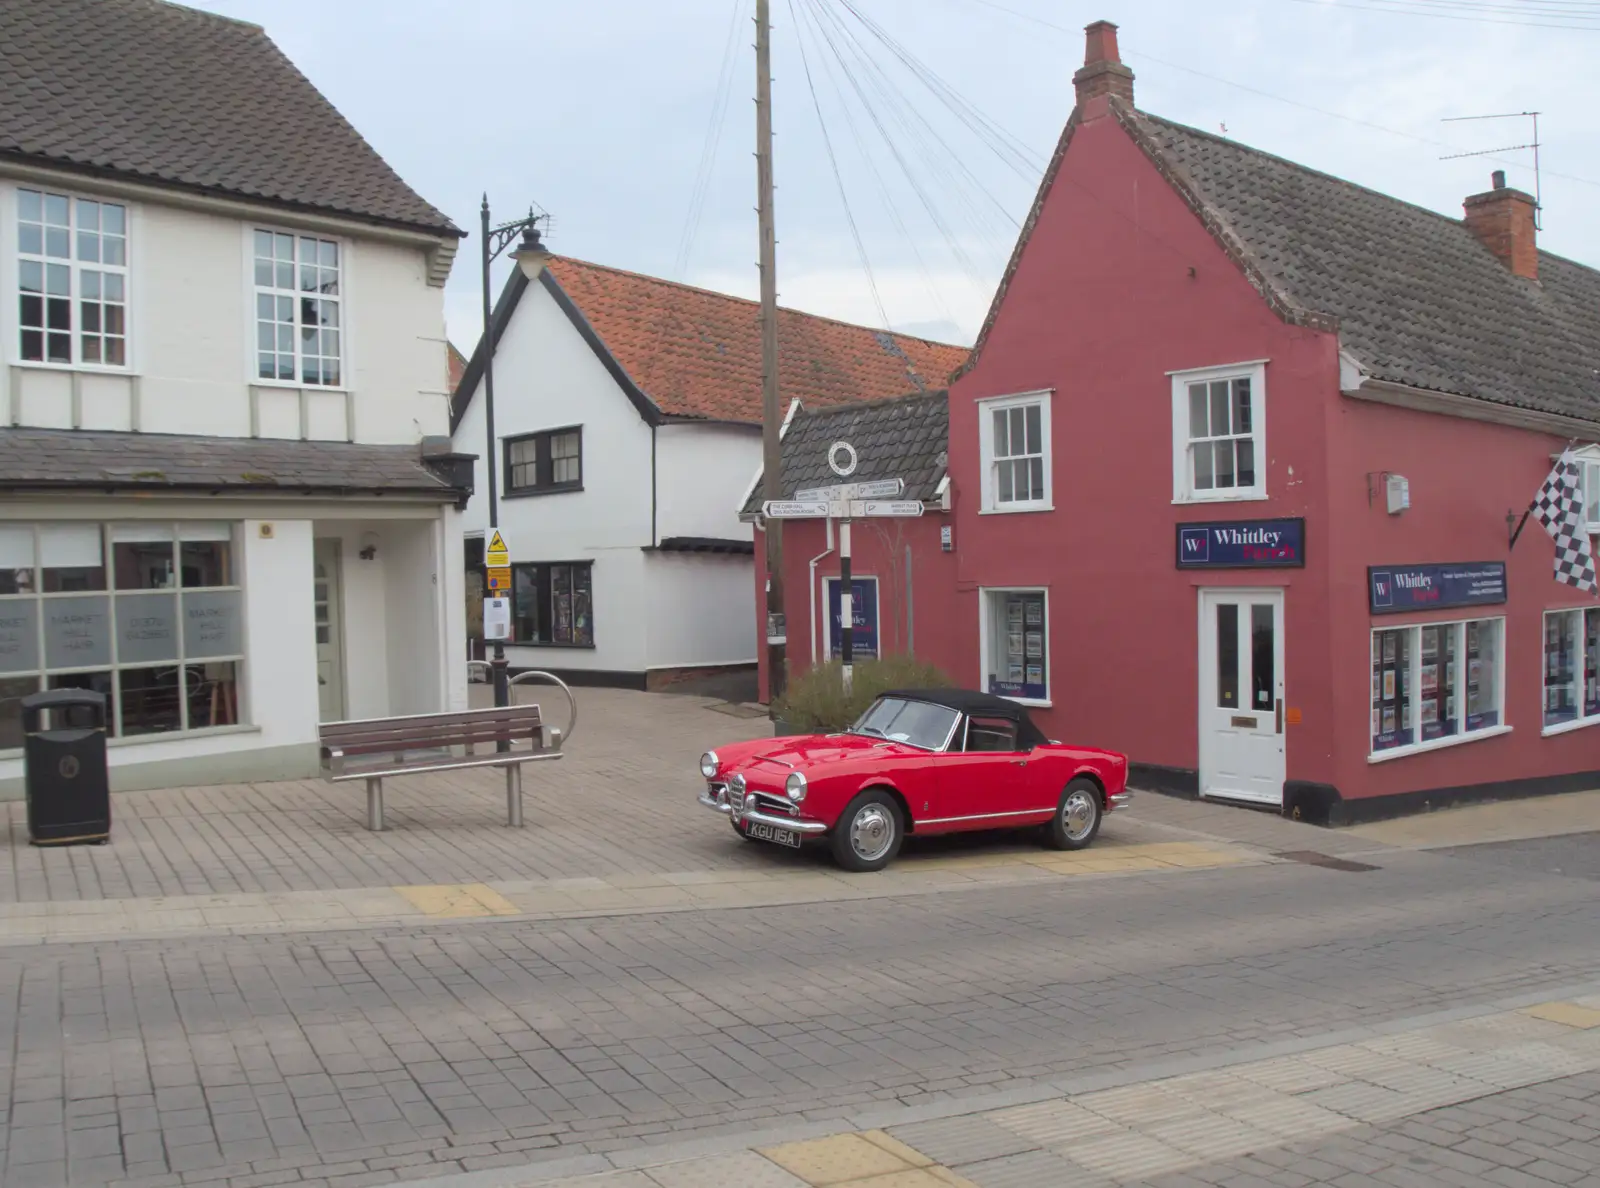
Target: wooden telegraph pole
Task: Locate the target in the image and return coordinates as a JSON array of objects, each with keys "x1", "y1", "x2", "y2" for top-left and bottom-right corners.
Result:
[{"x1": 755, "y1": 0, "x2": 787, "y2": 704}]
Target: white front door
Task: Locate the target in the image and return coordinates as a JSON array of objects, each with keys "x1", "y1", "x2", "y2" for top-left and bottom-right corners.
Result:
[
  {"x1": 314, "y1": 540, "x2": 346, "y2": 722},
  {"x1": 1198, "y1": 588, "x2": 1285, "y2": 806}
]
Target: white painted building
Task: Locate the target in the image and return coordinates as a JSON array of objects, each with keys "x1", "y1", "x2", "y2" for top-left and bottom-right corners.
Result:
[
  {"x1": 0, "y1": 0, "x2": 470, "y2": 795},
  {"x1": 451, "y1": 258, "x2": 968, "y2": 688}
]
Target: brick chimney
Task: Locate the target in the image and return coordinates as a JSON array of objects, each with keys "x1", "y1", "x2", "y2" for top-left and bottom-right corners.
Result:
[
  {"x1": 1463, "y1": 170, "x2": 1538, "y2": 281},
  {"x1": 1073, "y1": 20, "x2": 1134, "y2": 107}
]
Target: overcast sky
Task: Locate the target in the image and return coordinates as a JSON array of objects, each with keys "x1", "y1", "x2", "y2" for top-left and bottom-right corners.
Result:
[{"x1": 189, "y1": 0, "x2": 1600, "y2": 350}]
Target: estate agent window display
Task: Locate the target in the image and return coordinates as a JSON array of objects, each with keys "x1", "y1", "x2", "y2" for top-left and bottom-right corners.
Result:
[
  {"x1": 1542, "y1": 607, "x2": 1600, "y2": 733},
  {"x1": 1371, "y1": 617, "x2": 1504, "y2": 758}
]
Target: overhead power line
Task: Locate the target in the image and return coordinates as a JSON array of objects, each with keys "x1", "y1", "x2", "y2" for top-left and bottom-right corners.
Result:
[
  {"x1": 1276, "y1": 0, "x2": 1600, "y2": 32},
  {"x1": 788, "y1": 0, "x2": 891, "y2": 327},
  {"x1": 674, "y1": 0, "x2": 748, "y2": 280},
  {"x1": 943, "y1": 0, "x2": 1600, "y2": 190}
]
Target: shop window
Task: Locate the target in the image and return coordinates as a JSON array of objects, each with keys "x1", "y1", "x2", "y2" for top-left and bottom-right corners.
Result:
[
  {"x1": 1371, "y1": 617, "x2": 1503, "y2": 760},
  {"x1": 981, "y1": 588, "x2": 1048, "y2": 703},
  {"x1": 0, "y1": 522, "x2": 245, "y2": 750},
  {"x1": 977, "y1": 393, "x2": 1051, "y2": 512},
  {"x1": 505, "y1": 427, "x2": 583, "y2": 496},
  {"x1": 1172, "y1": 363, "x2": 1266, "y2": 502},
  {"x1": 510, "y1": 562, "x2": 594, "y2": 646},
  {"x1": 1543, "y1": 608, "x2": 1600, "y2": 733}
]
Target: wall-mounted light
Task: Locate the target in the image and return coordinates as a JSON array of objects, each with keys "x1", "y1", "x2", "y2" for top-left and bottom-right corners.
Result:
[{"x1": 359, "y1": 531, "x2": 379, "y2": 561}]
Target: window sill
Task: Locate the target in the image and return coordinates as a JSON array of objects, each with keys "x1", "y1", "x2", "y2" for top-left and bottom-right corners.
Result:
[
  {"x1": 251, "y1": 378, "x2": 350, "y2": 394},
  {"x1": 978, "y1": 504, "x2": 1054, "y2": 516},
  {"x1": 12, "y1": 359, "x2": 138, "y2": 378},
  {"x1": 996, "y1": 695, "x2": 1052, "y2": 709},
  {"x1": 1, "y1": 722, "x2": 259, "y2": 761},
  {"x1": 504, "y1": 485, "x2": 585, "y2": 500},
  {"x1": 1367, "y1": 723, "x2": 1511, "y2": 764},
  {"x1": 507, "y1": 641, "x2": 596, "y2": 650},
  {"x1": 1542, "y1": 715, "x2": 1600, "y2": 738},
  {"x1": 1172, "y1": 491, "x2": 1270, "y2": 505}
]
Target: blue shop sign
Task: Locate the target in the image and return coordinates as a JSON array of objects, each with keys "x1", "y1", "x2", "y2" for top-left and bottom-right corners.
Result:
[
  {"x1": 1368, "y1": 562, "x2": 1506, "y2": 615},
  {"x1": 827, "y1": 577, "x2": 878, "y2": 659},
  {"x1": 1177, "y1": 518, "x2": 1305, "y2": 569}
]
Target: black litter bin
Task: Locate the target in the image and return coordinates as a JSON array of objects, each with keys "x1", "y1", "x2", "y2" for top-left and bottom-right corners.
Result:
[{"x1": 21, "y1": 688, "x2": 111, "y2": 846}]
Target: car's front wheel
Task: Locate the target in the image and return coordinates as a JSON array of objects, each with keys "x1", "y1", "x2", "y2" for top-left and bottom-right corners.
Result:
[
  {"x1": 1044, "y1": 777, "x2": 1102, "y2": 850},
  {"x1": 830, "y1": 790, "x2": 903, "y2": 872}
]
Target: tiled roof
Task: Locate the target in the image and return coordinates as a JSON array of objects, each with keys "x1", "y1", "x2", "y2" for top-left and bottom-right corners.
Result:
[
  {"x1": 0, "y1": 0, "x2": 458, "y2": 235},
  {"x1": 1123, "y1": 109, "x2": 1600, "y2": 424},
  {"x1": 741, "y1": 391, "x2": 949, "y2": 516},
  {"x1": 545, "y1": 258, "x2": 968, "y2": 423},
  {"x1": 0, "y1": 428, "x2": 461, "y2": 497}
]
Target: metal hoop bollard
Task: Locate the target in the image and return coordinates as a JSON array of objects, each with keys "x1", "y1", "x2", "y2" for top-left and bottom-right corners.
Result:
[{"x1": 465, "y1": 661, "x2": 578, "y2": 747}]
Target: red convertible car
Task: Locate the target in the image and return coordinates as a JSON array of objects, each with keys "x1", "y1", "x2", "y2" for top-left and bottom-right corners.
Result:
[{"x1": 698, "y1": 688, "x2": 1130, "y2": 872}]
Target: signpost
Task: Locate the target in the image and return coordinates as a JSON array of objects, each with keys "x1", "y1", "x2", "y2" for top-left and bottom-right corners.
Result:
[
  {"x1": 762, "y1": 451, "x2": 923, "y2": 695},
  {"x1": 483, "y1": 528, "x2": 514, "y2": 623}
]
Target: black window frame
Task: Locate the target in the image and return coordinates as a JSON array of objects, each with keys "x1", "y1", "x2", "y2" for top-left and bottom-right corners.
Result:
[
  {"x1": 510, "y1": 561, "x2": 594, "y2": 647},
  {"x1": 504, "y1": 426, "x2": 583, "y2": 497}
]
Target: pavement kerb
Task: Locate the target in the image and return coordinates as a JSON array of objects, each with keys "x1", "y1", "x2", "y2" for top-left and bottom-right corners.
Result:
[
  {"x1": 390, "y1": 975, "x2": 1600, "y2": 1188},
  {"x1": 0, "y1": 837, "x2": 1265, "y2": 948}
]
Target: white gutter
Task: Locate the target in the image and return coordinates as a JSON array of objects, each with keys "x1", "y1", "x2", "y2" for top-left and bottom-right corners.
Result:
[{"x1": 808, "y1": 518, "x2": 836, "y2": 668}]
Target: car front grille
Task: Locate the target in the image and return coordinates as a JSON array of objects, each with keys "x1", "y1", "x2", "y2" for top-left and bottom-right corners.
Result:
[{"x1": 749, "y1": 791, "x2": 797, "y2": 817}]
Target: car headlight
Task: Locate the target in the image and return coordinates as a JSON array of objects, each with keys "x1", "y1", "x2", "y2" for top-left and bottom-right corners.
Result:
[
  {"x1": 700, "y1": 751, "x2": 719, "y2": 779},
  {"x1": 785, "y1": 771, "x2": 808, "y2": 803}
]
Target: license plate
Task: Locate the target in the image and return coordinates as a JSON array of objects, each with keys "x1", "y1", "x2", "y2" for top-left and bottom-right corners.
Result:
[{"x1": 747, "y1": 821, "x2": 802, "y2": 848}]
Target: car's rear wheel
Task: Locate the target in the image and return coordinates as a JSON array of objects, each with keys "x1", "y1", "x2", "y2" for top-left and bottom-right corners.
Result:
[
  {"x1": 830, "y1": 790, "x2": 903, "y2": 873},
  {"x1": 1043, "y1": 777, "x2": 1102, "y2": 851}
]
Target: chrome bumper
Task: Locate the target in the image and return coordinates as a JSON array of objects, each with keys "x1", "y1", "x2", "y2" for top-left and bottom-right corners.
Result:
[
  {"x1": 700, "y1": 785, "x2": 827, "y2": 834},
  {"x1": 1109, "y1": 791, "x2": 1132, "y2": 810}
]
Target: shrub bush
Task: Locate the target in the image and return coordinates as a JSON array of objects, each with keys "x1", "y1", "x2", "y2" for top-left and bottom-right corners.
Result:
[{"x1": 775, "y1": 654, "x2": 954, "y2": 733}]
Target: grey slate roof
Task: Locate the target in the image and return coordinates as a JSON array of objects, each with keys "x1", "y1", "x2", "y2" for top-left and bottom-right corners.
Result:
[
  {"x1": 1130, "y1": 110, "x2": 1600, "y2": 424},
  {"x1": 0, "y1": 428, "x2": 460, "y2": 497},
  {"x1": 741, "y1": 391, "x2": 949, "y2": 517},
  {"x1": 0, "y1": 0, "x2": 458, "y2": 236}
]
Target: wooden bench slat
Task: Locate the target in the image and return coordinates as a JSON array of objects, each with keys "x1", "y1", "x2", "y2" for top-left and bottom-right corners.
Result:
[
  {"x1": 320, "y1": 710, "x2": 540, "y2": 741},
  {"x1": 324, "y1": 724, "x2": 540, "y2": 750}
]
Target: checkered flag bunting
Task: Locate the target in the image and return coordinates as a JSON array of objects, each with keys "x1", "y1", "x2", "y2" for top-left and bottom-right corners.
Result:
[{"x1": 1532, "y1": 452, "x2": 1598, "y2": 595}]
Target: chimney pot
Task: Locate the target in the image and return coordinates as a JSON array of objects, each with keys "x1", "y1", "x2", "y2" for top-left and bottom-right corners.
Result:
[
  {"x1": 1464, "y1": 174, "x2": 1537, "y2": 281},
  {"x1": 1073, "y1": 19, "x2": 1135, "y2": 108}
]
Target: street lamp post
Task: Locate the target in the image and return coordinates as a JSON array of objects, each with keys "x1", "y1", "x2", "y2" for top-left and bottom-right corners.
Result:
[{"x1": 479, "y1": 196, "x2": 551, "y2": 724}]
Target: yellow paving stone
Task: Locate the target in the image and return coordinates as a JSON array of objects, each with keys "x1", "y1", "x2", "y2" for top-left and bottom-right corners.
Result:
[
  {"x1": 759, "y1": 1133, "x2": 914, "y2": 1184},
  {"x1": 393, "y1": 883, "x2": 519, "y2": 918},
  {"x1": 858, "y1": 1129, "x2": 935, "y2": 1167},
  {"x1": 1522, "y1": 1001, "x2": 1600, "y2": 1029},
  {"x1": 837, "y1": 1171, "x2": 975, "y2": 1188}
]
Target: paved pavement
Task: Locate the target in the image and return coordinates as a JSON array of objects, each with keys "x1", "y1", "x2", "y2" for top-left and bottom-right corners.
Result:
[
  {"x1": 505, "y1": 993, "x2": 1600, "y2": 1188},
  {"x1": 0, "y1": 687, "x2": 1595, "y2": 1188}
]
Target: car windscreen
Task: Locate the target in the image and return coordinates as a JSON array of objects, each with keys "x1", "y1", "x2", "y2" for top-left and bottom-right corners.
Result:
[{"x1": 850, "y1": 697, "x2": 960, "y2": 750}]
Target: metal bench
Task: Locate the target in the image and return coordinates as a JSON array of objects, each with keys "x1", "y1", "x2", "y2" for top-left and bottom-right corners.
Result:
[{"x1": 319, "y1": 694, "x2": 567, "y2": 831}]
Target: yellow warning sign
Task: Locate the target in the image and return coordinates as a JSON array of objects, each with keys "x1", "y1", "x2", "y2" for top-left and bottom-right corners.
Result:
[
  {"x1": 485, "y1": 529, "x2": 510, "y2": 567},
  {"x1": 486, "y1": 566, "x2": 511, "y2": 592}
]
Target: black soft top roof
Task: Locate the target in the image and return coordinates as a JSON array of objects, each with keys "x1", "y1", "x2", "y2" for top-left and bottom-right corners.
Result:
[{"x1": 881, "y1": 688, "x2": 1048, "y2": 748}]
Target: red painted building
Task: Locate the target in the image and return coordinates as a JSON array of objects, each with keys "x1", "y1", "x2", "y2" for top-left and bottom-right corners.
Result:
[{"x1": 753, "y1": 23, "x2": 1600, "y2": 822}]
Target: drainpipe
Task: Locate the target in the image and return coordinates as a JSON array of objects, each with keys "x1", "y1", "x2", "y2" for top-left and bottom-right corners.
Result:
[{"x1": 807, "y1": 518, "x2": 835, "y2": 668}]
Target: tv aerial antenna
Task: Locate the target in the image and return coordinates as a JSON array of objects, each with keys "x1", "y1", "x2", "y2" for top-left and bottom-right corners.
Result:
[{"x1": 1439, "y1": 111, "x2": 1542, "y2": 229}]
